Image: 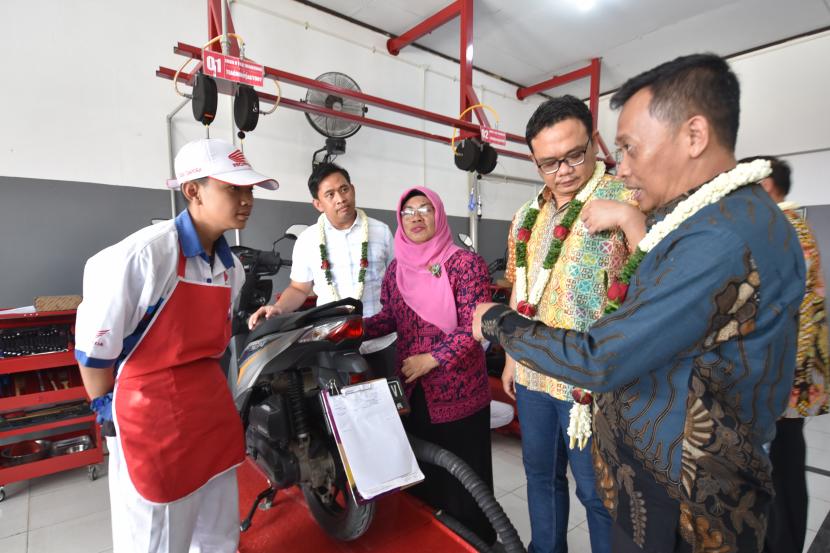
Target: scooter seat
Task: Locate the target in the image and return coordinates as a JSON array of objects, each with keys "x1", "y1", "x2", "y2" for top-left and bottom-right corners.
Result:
[{"x1": 245, "y1": 298, "x2": 362, "y2": 347}]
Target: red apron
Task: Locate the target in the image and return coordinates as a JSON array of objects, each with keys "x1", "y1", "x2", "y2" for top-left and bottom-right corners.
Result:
[{"x1": 113, "y1": 246, "x2": 245, "y2": 504}]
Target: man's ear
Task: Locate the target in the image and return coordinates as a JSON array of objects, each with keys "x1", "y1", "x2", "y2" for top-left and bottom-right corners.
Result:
[
  {"x1": 686, "y1": 115, "x2": 710, "y2": 159},
  {"x1": 312, "y1": 197, "x2": 324, "y2": 213},
  {"x1": 181, "y1": 181, "x2": 200, "y2": 203},
  {"x1": 759, "y1": 176, "x2": 777, "y2": 197}
]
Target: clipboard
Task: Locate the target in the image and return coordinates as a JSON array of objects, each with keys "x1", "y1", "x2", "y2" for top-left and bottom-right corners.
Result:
[{"x1": 320, "y1": 378, "x2": 424, "y2": 503}]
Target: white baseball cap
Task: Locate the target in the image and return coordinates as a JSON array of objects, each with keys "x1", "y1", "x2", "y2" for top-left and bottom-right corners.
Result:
[{"x1": 170, "y1": 138, "x2": 279, "y2": 190}]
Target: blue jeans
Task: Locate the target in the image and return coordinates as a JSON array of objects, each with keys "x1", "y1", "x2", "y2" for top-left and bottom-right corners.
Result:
[{"x1": 516, "y1": 384, "x2": 611, "y2": 553}]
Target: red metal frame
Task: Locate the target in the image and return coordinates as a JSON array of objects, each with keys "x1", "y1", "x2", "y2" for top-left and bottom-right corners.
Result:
[
  {"x1": 386, "y1": 3, "x2": 461, "y2": 56},
  {"x1": 207, "y1": 0, "x2": 239, "y2": 56},
  {"x1": 159, "y1": 2, "x2": 534, "y2": 162},
  {"x1": 157, "y1": 42, "x2": 531, "y2": 160},
  {"x1": 386, "y1": 1, "x2": 487, "y2": 135},
  {"x1": 171, "y1": 41, "x2": 524, "y2": 144},
  {"x1": 516, "y1": 58, "x2": 613, "y2": 161},
  {"x1": 157, "y1": 65, "x2": 527, "y2": 161}
]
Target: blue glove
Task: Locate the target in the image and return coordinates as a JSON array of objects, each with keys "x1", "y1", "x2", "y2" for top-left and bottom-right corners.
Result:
[{"x1": 90, "y1": 393, "x2": 113, "y2": 424}]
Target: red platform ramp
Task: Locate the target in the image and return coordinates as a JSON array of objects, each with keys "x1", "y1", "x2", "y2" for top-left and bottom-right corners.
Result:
[{"x1": 237, "y1": 459, "x2": 477, "y2": 553}]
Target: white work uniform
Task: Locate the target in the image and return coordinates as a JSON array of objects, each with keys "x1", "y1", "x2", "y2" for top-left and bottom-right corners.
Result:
[
  {"x1": 75, "y1": 211, "x2": 244, "y2": 553},
  {"x1": 290, "y1": 214, "x2": 395, "y2": 353}
]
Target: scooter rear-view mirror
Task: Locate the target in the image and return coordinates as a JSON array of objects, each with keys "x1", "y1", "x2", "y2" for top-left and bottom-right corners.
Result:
[
  {"x1": 284, "y1": 224, "x2": 308, "y2": 240},
  {"x1": 457, "y1": 233, "x2": 473, "y2": 249}
]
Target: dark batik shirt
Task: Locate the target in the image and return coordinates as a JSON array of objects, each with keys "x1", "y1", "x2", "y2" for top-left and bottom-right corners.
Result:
[
  {"x1": 482, "y1": 184, "x2": 806, "y2": 553},
  {"x1": 364, "y1": 250, "x2": 491, "y2": 424}
]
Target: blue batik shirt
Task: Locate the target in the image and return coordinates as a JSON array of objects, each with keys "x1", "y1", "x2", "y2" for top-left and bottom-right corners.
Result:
[{"x1": 482, "y1": 183, "x2": 805, "y2": 553}]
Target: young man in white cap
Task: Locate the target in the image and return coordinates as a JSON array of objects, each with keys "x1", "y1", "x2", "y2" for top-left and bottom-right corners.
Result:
[{"x1": 75, "y1": 138, "x2": 278, "y2": 553}]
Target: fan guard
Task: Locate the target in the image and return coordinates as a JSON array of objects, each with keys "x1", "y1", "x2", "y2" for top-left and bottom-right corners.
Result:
[{"x1": 304, "y1": 72, "x2": 367, "y2": 139}]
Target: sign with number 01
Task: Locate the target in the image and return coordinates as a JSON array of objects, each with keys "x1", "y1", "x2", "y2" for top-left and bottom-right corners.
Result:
[
  {"x1": 202, "y1": 50, "x2": 264, "y2": 87},
  {"x1": 480, "y1": 126, "x2": 507, "y2": 146}
]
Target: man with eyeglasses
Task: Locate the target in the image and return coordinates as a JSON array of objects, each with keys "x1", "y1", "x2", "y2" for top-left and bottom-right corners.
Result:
[
  {"x1": 500, "y1": 95, "x2": 634, "y2": 553},
  {"x1": 248, "y1": 162, "x2": 395, "y2": 368}
]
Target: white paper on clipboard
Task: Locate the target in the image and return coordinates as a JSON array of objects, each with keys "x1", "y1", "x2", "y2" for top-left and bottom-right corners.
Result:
[{"x1": 322, "y1": 378, "x2": 424, "y2": 501}]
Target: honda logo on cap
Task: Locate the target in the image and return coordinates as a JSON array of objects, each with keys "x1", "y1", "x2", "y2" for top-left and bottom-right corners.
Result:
[{"x1": 228, "y1": 150, "x2": 249, "y2": 167}]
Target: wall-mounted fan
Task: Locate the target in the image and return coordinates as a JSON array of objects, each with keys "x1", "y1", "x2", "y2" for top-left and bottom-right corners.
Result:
[{"x1": 303, "y1": 72, "x2": 367, "y2": 167}]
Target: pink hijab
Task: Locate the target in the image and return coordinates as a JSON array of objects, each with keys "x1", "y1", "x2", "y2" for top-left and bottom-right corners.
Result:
[{"x1": 394, "y1": 186, "x2": 462, "y2": 334}]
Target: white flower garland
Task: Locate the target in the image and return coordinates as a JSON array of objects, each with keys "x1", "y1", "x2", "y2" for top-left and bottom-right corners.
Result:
[
  {"x1": 515, "y1": 161, "x2": 606, "y2": 307},
  {"x1": 637, "y1": 159, "x2": 772, "y2": 253},
  {"x1": 568, "y1": 401, "x2": 593, "y2": 450},
  {"x1": 319, "y1": 208, "x2": 370, "y2": 301}
]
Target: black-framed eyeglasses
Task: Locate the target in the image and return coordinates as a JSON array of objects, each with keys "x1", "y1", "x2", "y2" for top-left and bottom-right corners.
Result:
[
  {"x1": 400, "y1": 205, "x2": 434, "y2": 219},
  {"x1": 536, "y1": 138, "x2": 591, "y2": 175}
]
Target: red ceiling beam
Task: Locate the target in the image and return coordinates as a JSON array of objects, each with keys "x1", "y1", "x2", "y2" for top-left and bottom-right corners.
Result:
[
  {"x1": 516, "y1": 58, "x2": 612, "y2": 161},
  {"x1": 155, "y1": 65, "x2": 531, "y2": 161},
  {"x1": 516, "y1": 59, "x2": 600, "y2": 100},
  {"x1": 384, "y1": 1, "x2": 478, "y2": 132},
  {"x1": 386, "y1": 2, "x2": 462, "y2": 56}
]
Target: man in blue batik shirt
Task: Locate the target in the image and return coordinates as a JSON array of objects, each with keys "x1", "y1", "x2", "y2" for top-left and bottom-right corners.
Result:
[{"x1": 473, "y1": 54, "x2": 805, "y2": 553}]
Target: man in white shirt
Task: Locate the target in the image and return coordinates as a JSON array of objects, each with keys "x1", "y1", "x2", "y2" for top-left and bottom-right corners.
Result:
[
  {"x1": 75, "y1": 138, "x2": 278, "y2": 553},
  {"x1": 249, "y1": 162, "x2": 395, "y2": 365}
]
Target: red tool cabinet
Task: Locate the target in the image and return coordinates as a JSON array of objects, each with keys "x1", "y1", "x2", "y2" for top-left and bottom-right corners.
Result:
[{"x1": 0, "y1": 309, "x2": 102, "y2": 502}]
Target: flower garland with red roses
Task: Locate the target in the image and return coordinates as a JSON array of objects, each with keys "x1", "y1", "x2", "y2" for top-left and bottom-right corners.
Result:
[
  {"x1": 514, "y1": 161, "x2": 606, "y2": 318},
  {"x1": 318, "y1": 208, "x2": 369, "y2": 301}
]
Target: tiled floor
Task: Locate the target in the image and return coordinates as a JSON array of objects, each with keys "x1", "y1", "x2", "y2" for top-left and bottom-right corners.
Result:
[{"x1": 1, "y1": 419, "x2": 829, "y2": 553}]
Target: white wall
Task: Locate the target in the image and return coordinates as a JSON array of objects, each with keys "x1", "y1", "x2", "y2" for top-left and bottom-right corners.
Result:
[
  {"x1": 595, "y1": 31, "x2": 830, "y2": 208},
  {"x1": 1, "y1": 1, "x2": 828, "y2": 221},
  {"x1": 0, "y1": 0, "x2": 541, "y2": 221}
]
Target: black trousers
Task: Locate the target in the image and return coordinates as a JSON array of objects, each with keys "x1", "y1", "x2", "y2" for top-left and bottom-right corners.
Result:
[
  {"x1": 764, "y1": 417, "x2": 808, "y2": 553},
  {"x1": 404, "y1": 383, "x2": 496, "y2": 545}
]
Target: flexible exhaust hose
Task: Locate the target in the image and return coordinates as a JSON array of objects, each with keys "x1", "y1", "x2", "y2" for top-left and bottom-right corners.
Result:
[{"x1": 407, "y1": 434, "x2": 525, "y2": 553}]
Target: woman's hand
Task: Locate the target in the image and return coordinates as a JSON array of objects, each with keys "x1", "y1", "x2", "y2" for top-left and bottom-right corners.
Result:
[{"x1": 401, "y1": 353, "x2": 439, "y2": 384}]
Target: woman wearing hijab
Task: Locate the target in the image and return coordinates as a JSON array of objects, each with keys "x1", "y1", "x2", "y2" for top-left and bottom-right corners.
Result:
[{"x1": 364, "y1": 186, "x2": 495, "y2": 544}]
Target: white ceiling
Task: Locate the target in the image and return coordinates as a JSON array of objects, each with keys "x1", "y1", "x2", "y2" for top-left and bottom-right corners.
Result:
[{"x1": 305, "y1": 0, "x2": 830, "y2": 97}]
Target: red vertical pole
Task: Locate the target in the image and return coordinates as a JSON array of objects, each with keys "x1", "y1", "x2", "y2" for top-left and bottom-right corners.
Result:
[
  {"x1": 207, "y1": 0, "x2": 239, "y2": 56},
  {"x1": 589, "y1": 58, "x2": 600, "y2": 133},
  {"x1": 459, "y1": 0, "x2": 474, "y2": 123}
]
